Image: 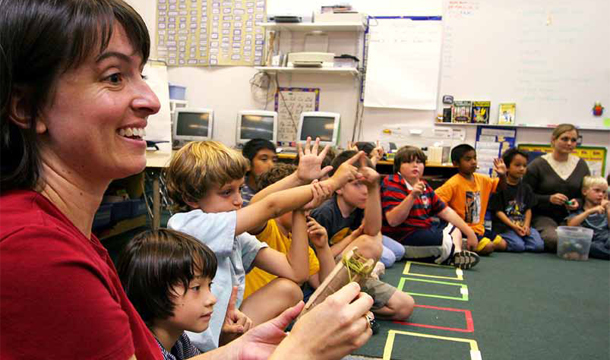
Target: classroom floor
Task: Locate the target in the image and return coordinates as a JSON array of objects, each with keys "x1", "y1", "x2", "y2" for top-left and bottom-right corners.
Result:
[
  {"x1": 349, "y1": 252, "x2": 610, "y2": 360},
  {"x1": 102, "y1": 225, "x2": 609, "y2": 360}
]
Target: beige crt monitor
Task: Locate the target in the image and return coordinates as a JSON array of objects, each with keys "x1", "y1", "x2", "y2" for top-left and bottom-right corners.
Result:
[{"x1": 296, "y1": 111, "x2": 340, "y2": 147}]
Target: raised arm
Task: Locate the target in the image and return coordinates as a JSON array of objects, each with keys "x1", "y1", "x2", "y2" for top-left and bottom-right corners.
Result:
[
  {"x1": 250, "y1": 137, "x2": 332, "y2": 205},
  {"x1": 385, "y1": 181, "x2": 424, "y2": 227},
  {"x1": 252, "y1": 209, "x2": 310, "y2": 283},
  {"x1": 235, "y1": 152, "x2": 365, "y2": 236},
  {"x1": 306, "y1": 216, "x2": 334, "y2": 288},
  {"x1": 359, "y1": 156, "x2": 382, "y2": 236}
]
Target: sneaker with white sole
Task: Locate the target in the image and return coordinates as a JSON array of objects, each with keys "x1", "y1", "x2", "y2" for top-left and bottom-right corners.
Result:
[{"x1": 449, "y1": 250, "x2": 480, "y2": 270}]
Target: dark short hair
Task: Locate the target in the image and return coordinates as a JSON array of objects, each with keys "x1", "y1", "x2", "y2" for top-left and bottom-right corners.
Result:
[
  {"x1": 256, "y1": 163, "x2": 297, "y2": 190},
  {"x1": 242, "y1": 138, "x2": 276, "y2": 164},
  {"x1": 502, "y1": 148, "x2": 528, "y2": 166},
  {"x1": 355, "y1": 142, "x2": 375, "y2": 156},
  {"x1": 117, "y1": 229, "x2": 217, "y2": 326},
  {"x1": 0, "y1": 0, "x2": 150, "y2": 193},
  {"x1": 329, "y1": 150, "x2": 372, "y2": 176},
  {"x1": 393, "y1": 146, "x2": 427, "y2": 174},
  {"x1": 451, "y1": 144, "x2": 476, "y2": 164}
]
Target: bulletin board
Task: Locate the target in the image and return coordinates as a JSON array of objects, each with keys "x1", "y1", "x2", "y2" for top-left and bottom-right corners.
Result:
[
  {"x1": 438, "y1": 0, "x2": 610, "y2": 129},
  {"x1": 517, "y1": 144, "x2": 607, "y2": 177},
  {"x1": 274, "y1": 87, "x2": 320, "y2": 144},
  {"x1": 155, "y1": 0, "x2": 266, "y2": 66}
]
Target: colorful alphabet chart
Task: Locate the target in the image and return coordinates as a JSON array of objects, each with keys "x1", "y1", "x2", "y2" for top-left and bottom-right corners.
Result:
[
  {"x1": 156, "y1": 0, "x2": 266, "y2": 66},
  {"x1": 274, "y1": 87, "x2": 320, "y2": 143}
]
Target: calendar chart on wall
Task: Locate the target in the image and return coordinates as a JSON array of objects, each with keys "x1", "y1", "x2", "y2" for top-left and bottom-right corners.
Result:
[
  {"x1": 274, "y1": 88, "x2": 320, "y2": 144},
  {"x1": 156, "y1": 0, "x2": 266, "y2": 66}
]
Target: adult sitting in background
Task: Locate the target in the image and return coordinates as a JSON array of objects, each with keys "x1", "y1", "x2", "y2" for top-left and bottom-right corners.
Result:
[
  {"x1": 241, "y1": 138, "x2": 278, "y2": 206},
  {"x1": 0, "y1": 0, "x2": 373, "y2": 358},
  {"x1": 523, "y1": 124, "x2": 590, "y2": 251}
]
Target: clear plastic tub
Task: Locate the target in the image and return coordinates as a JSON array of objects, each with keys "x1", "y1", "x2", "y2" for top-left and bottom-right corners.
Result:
[{"x1": 556, "y1": 226, "x2": 593, "y2": 261}]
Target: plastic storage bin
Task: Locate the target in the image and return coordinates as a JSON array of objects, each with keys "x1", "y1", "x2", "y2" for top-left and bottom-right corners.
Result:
[
  {"x1": 556, "y1": 226, "x2": 593, "y2": 261},
  {"x1": 168, "y1": 84, "x2": 186, "y2": 100}
]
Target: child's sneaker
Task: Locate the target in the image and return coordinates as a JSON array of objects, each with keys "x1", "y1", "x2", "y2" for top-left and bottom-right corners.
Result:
[
  {"x1": 370, "y1": 261, "x2": 386, "y2": 280},
  {"x1": 449, "y1": 250, "x2": 480, "y2": 270}
]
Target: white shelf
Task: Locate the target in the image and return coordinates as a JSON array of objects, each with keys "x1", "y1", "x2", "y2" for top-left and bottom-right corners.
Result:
[
  {"x1": 260, "y1": 22, "x2": 366, "y2": 32},
  {"x1": 435, "y1": 122, "x2": 610, "y2": 132},
  {"x1": 255, "y1": 66, "x2": 359, "y2": 76}
]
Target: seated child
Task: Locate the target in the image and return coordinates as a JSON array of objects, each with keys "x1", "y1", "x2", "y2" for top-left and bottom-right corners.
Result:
[
  {"x1": 244, "y1": 163, "x2": 335, "y2": 298},
  {"x1": 381, "y1": 146, "x2": 480, "y2": 269},
  {"x1": 310, "y1": 150, "x2": 405, "y2": 269},
  {"x1": 436, "y1": 144, "x2": 508, "y2": 255},
  {"x1": 165, "y1": 140, "x2": 361, "y2": 350},
  {"x1": 240, "y1": 139, "x2": 278, "y2": 206},
  {"x1": 489, "y1": 149, "x2": 544, "y2": 252},
  {"x1": 567, "y1": 176, "x2": 610, "y2": 260},
  {"x1": 117, "y1": 229, "x2": 249, "y2": 359},
  {"x1": 310, "y1": 150, "x2": 415, "y2": 321}
]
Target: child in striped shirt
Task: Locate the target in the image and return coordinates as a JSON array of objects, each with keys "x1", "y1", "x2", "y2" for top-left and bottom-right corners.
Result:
[{"x1": 381, "y1": 146, "x2": 480, "y2": 269}]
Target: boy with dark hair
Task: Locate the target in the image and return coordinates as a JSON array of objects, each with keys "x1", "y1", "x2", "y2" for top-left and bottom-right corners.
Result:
[
  {"x1": 382, "y1": 146, "x2": 480, "y2": 269},
  {"x1": 118, "y1": 229, "x2": 250, "y2": 359},
  {"x1": 241, "y1": 138, "x2": 278, "y2": 206},
  {"x1": 310, "y1": 150, "x2": 415, "y2": 321},
  {"x1": 489, "y1": 148, "x2": 544, "y2": 252},
  {"x1": 436, "y1": 144, "x2": 508, "y2": 255}
]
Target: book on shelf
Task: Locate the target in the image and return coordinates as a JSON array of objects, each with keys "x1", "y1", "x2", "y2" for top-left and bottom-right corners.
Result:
[
  {"x1": 452, "y1": 101, "x2": 472, "y2": 123},
  {"x1": 498, "y1": 103, "x2": 516, "y2": 125},
  {"x1": 472, "y1": 101, "x2": 491, "y2": 124}
]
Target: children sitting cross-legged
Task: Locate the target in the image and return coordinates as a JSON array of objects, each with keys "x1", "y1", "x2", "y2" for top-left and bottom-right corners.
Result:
[
  {"x1": 489, "y1": 148, "x2": 544, "y2": 252},
  {"x1": 567, "y1": 176, "x2": 610, "y2": 260},
  {"x1": 117, "y1": 229, "x2": 252, "y2": 359},
  {"x1": 244, "y1": 163, "x2": 335, "y2": 299},
  {"x1": 436, "y1": 144, "x2": 509, "y2": 255},
  {"x1": 164, "y1": 139, "x2": 361, "y2": 351},
  {"x1": 310, "y1": 150, "x2": 415, "y2": 321},
  {"x1": 381, "y1": 146, "x2": 480, "y2": 269}
]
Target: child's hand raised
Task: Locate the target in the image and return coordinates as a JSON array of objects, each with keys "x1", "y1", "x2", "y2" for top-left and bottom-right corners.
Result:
[
  {"x1": 370, "y1": 140, "x2": 384, "y2": 163},
  {"x1": 346, "y1": 140, "x2": 359, "y2": 151},
  {"x1": 329, "y1": 151, "x2": 365, "y2": 190},
  {"x1": 493, "y1": 158, "x2": 507, "y2": 176},
  {"x1": 358, "y1": 156, "x2": 381, "y2": 188},
  {"x1": 296, "y1": 137, "x2": 333, "y2": 183},
  {"x1": 306, "y1": 216, "x2": 329, "y2": 249},
  {"x1": 410, "y1": 181, "x2": 426, "y2": 197},
  {"x1": 219, "y1": 286, "x2": 253, "y2": 346},
  {"x1": 302, "y1": 180, "x2": 333, "y2": 211}
]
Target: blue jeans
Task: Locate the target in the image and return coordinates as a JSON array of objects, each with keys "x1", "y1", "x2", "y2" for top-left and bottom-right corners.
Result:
[
  {"x1": 500, "y1": 228, "x2": 544, "y2": 252},
  {"x1": 381, "y1": 235, "x2": 406, "y2": 267}
]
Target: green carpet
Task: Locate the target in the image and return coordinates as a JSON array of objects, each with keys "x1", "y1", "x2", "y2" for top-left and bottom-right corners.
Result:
[{"x1": 354, "y1": 252, "x2": 610, "y2": 360}]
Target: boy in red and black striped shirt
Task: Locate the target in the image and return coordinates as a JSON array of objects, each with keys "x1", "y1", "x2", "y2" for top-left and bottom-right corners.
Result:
[{"x1": 381, "y1": 146, "x2": 480, "y2": 269}]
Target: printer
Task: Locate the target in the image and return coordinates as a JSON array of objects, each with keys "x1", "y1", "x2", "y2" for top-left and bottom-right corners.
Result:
[{"x1": 287, "y1": 52, "x2": 335, "y2": 68}]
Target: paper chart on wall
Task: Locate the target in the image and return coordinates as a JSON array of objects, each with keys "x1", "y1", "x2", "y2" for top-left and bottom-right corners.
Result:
[
  {"x1": 475, "y1": 126, "x2": 516, "y2": 176},
  {"x1": 156, "y1": 0, "x2": 266, "y2": 66},
  {"x1": 274, "y1": 88, "x2": 320, "y2": 143}
]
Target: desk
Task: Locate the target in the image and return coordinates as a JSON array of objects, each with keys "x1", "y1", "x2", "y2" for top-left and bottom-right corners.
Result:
[{"x1": 145, "y1": 150, "x2": 173, "y2": 230}]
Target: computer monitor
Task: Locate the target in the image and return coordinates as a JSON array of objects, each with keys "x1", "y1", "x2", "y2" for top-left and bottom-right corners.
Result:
[
  {"x1": 236, "y1": 110, "x2": 278, "y2": 145},
  {"x1": 296, "y1": 111, "x2": 340, "y2": 146},
  {"x1": 173, "y1": 108, "x2": 214, "y2": 145}
]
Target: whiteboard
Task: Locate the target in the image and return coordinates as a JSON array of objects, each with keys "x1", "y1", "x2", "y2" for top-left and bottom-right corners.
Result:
[
  {"x1": 439, "y1": 0, "x2": 610, "y2": 129},
  {"x1": 364, "y1": 17, "x2": 443, "y2": 110}
]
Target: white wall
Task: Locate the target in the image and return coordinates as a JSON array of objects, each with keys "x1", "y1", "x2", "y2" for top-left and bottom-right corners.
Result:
[{"x1": 129, "y1": 0, "x2": 609, "y2": 177}]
